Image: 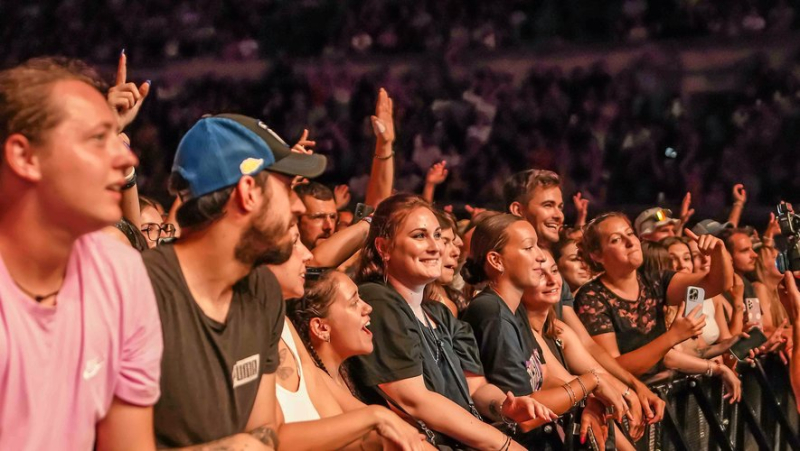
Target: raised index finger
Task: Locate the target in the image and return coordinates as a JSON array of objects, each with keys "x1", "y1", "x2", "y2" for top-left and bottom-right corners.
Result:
[
  {"x1": 683, "y1": 228, "x2": 700, "y2": 242},
  {"x1": 116, "y1": 50, "x2": 127, "y2": 86}
]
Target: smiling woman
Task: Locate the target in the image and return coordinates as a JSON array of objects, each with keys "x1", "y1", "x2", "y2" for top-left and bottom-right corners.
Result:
[{"x1": 349, "y1": 194, "x2": 553, "y2": 450}]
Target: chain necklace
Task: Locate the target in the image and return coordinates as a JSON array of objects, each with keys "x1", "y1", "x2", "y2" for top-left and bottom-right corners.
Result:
[
  {"x1": 421, "y1": 311, "x2": 442, "y2": 363},
  {"x1": 14, "y1": 282, "x2": 59, "y2": 303}
]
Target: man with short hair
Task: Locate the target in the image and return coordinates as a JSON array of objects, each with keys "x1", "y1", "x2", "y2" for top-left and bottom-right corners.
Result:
[
  {"x1": 295, "y1": 181, "x2": 338, "y2": 249},
  {"x1": 719, "y1": 228, "x2": 760, "y2": 324},
  {"x1": 0, "y1": 57, "x2": 163, "y2": 449},
  {"x1": 634, "y1": 207, "x2": 680, "y2": 242},
  {"x1": 503, "y1": 169, "x2": 666, "y2": 439},
  {"x1": 144, "y1": 114, "x2": 326, "y2": 448}
]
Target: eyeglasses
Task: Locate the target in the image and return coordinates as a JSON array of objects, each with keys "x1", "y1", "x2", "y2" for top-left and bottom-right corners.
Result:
[
  {"x1": 302, "y1": 212, "x2": 338, "y2": 222},
  {"x1": 141, "y1": 223, "x2": 176, "y2": 242}
]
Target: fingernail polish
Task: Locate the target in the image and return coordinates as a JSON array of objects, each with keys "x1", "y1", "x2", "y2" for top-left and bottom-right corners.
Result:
[
  {"x1": 120, "y1": 48, "x2": 125, "y2": 56},
  {"x1": 146, "y1": 79, "x2": 152, "y2": 85},
  {"x1": 581, "y1": 436, "x2": 586, "y2": 444}
]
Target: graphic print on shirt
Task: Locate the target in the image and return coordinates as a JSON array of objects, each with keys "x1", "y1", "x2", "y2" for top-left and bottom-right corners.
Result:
[
  {"x1": 232, "y1": 354, "x2": 260, "y2": 388},
  {"x1": 525, "y1": 347, "x2": 545, "y2": 392}
]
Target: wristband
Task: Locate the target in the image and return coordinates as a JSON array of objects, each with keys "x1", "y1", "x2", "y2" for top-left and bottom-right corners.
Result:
[{"x1": 374, "y1": 151, "x2": 394, "y2": 160}]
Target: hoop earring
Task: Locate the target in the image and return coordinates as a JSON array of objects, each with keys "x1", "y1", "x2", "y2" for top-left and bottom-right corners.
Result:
[{"x1": 382, "y1": 257, "x2": 389, "y2": 286}]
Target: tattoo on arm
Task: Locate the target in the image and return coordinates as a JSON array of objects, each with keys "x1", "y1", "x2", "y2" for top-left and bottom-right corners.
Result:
[{"x1": 277, "y1": 347, "x2": 295, "y2": 381}]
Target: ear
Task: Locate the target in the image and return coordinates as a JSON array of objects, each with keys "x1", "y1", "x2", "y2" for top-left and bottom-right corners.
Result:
[
  {"x1": 4, "y1": 134, "x2": 43, "y2": 182},
  {"x1": 509, "y1": 201, "x2": 523, "y2": 217},
  {"x1": 375, "y1": 236, "x2": 391, "y2": 262},
  {"x1": 309, "y1": 317, "x2": 330, "y2": 340},
  {"x1": 233, "y1": 175, "x2": 260, "y2": 213},
  {"x1": 486, "y1": 250, "x2": 504, "y2": 274},
  {"x1": 589, "y1": 250, "x2": 604, "y2": 268}
]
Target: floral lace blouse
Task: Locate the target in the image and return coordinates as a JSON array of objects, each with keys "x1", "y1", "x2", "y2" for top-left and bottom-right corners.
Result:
[{"x1": 575, "y1": 271, "x2": 675, "y2": 356}]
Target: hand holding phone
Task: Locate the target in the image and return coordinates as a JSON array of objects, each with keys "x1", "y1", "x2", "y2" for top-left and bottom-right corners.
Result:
[
  {"x1": 730, "y1": 328, "x2": 768, "y2": 361},
  {"x1": 685, "y1": 286, "x2": 705, "y2": 318}
]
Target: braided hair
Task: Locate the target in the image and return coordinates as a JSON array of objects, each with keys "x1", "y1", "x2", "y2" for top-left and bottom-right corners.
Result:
[{"x1": 286, "y1": 271, "x2": 356, "y2": 390}]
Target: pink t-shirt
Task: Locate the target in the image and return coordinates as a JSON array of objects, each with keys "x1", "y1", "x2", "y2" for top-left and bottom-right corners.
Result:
[{"x1": 0, "y1": 232, "x2": 163, "y2": 450}]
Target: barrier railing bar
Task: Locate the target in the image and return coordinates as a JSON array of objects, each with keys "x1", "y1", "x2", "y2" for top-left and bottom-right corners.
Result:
[
  {"x1": 738, "y1": 393, "x2": 774, "y2": 450},
  {"x1": 748, "y1": 361, "x2": 800, "y2": 450},
  {"x1": 653, "y1": 384, "x2": 691, "y2": 451},
  {"x1": 686, "y1": 377, "x2": 735, "y2": 451}
]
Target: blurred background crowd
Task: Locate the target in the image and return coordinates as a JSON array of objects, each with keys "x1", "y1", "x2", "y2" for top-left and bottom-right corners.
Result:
[{"x1": 3, "y1": 0, "x2": 800, "y2": 224}]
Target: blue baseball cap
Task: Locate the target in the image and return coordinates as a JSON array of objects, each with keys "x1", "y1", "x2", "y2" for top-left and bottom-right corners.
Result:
[{"x1": 173, "y1": 114, "x2": 327, "y2": 200}]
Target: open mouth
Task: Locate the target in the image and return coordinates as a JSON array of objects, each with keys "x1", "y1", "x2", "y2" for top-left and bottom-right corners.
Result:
[{"x1": 361, "y1": 320, "x2": 372, "y2": 337}]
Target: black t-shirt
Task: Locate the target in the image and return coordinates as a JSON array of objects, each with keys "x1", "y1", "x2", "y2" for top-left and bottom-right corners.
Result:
[
  {"x1": 574, "y1": 271, "x2": 675, "y2": 357},
  {"x1": 350, "y1": 282, "x2": 483, "y2": 413},
  {"x1": 143, "y1": 245, "x2": 285, "y2": 447},
  {"x1": 462, "y1": 289, "x2": 547, "y2": 396}
]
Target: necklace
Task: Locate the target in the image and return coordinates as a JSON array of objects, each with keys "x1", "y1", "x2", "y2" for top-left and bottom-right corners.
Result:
[
  {"x1": 13, "y1": 281, "x2": 60, "y2": 303},
  {"x1": 421, "y1": 311, "x2": 442, "y2": 363}
]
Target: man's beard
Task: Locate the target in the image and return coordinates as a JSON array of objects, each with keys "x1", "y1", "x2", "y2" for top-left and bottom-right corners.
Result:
[{"x1": 234, "y1": 205, "x2": 294, "y2": 267}]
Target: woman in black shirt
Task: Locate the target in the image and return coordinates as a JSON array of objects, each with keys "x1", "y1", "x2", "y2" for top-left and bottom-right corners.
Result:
[
  {"x1": 461, "y1": 214, "x2": 625, "y2": 439},
  {"x1": 350, "y1": 193, "x2": 554, "y2": 450},
  {"x1": 574, "y1": 212, "x2": 739, "y2": 401}
]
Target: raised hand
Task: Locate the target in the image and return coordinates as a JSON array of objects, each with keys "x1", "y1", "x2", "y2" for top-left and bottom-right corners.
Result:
[
  {"x1": 684, "y1": 228, "x2": 723, "y2": 257},
  {"x1": 371, "y1": 88, "x2": 395, "y2": 146},
  {"x1": 333, "y1": 184, "x2": 351, "y2": 209},
  {"x1": 764, "y1": 212, "x2": 781, "y2": 241},
  {"x1": 732, "y1": 184, "x2": 747, "y2": 204},
  {"x1": 573, "y1": 192, "x2": 589, "y2": 227},
  {"x1": 107, "y1": 50, "x2": 150, "y2": 131},
  {"x1": 292, "y1": 129, "x2": 316, "y2": 154},
  {"x1": 426, "y1": 161, "x2": 449, "y2": 186},
  {"x1": 679, "y1": 192, "x2": 695, "y2": 227}
]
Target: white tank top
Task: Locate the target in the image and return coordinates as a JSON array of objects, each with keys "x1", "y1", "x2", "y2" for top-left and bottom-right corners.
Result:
[
  {"x1": 700, "y1": 299, "x2": 720, "y2": 345},
  {"x1": 276, "y1": 319, "x2": 321, "y2": 423}
]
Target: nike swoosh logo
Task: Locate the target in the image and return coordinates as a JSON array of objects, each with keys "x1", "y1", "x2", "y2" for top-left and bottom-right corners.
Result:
[{"x1": 83, "y1": 359, "x2": 103, "y2": 380}]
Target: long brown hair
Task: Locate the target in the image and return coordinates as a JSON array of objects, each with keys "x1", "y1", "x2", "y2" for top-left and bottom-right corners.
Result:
[{"x1": 355, "y1": 193, "x2": 433, "y2": 284}]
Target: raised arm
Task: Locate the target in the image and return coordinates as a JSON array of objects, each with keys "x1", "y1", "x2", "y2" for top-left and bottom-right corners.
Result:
[
  {"x1": 572, "y1": 192, "x2": 589, "y2": 229},
  {"x1": 666, "y1": 230, "x2": 733, "y2": 305},
  {"x1": 365, "y1": 89, "x2": 395, "y2": 207},
  {"x1": 309, "y1": 220, "x2": 370, "y2": 268},
  {"x1": 727, "y1": 184, "x2": 747, "y2": 228},
  {"x1": 421, "y1": 161, "x2": 448, "y2": 203}
]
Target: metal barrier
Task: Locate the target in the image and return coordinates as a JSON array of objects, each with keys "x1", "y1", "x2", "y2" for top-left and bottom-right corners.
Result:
[{"x1": 634, "y1": 355, "x2": 800, "y2": 451}]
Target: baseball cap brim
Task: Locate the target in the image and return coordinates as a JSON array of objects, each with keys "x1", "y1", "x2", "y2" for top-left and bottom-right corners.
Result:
[{"x1": 214, "y1": 113, "x2": 327, "y2": 178}]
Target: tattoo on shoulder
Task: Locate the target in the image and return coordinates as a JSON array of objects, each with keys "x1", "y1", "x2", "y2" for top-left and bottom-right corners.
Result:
[{"x1": 250, "y1": 426, "x2": 279, "y2": 448}]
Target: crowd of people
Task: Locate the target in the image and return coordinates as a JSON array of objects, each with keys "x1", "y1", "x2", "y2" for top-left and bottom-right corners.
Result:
[
  {"x1": 3, "y1": 0, "x2": 799, "y2": 65},
  {"x1": 2, "y1": 49, "x2": 800, "y2": 451}
]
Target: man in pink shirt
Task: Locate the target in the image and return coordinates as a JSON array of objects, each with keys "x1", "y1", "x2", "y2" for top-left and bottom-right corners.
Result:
[{"x1": 0, "y1": 58, "x2": 163, "y2": 449}]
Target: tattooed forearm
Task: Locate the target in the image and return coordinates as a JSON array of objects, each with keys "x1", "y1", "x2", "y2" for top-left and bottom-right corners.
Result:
[{"x1": 249, "y1": 425, "x2": 279, "y2": 449}]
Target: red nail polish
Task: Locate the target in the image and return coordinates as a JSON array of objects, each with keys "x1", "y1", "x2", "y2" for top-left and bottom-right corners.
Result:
[{"x1": 581, "y1": 436, "x2": 586, "y2": 444}]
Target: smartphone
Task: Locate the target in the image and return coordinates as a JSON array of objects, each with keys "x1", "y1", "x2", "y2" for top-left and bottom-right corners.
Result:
[
  {"x1": 685, "y1": 286, "x2": 705, "y2": 318},
  {"x1": 730, "y1": 328, "x2": 768, "y2": 361},
  {"x1": 745, "y1": 297, "x2": 763, "y2": 326},
  {"x1": 354, "y1": 203, "x2": 375, "y2": 222}
]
